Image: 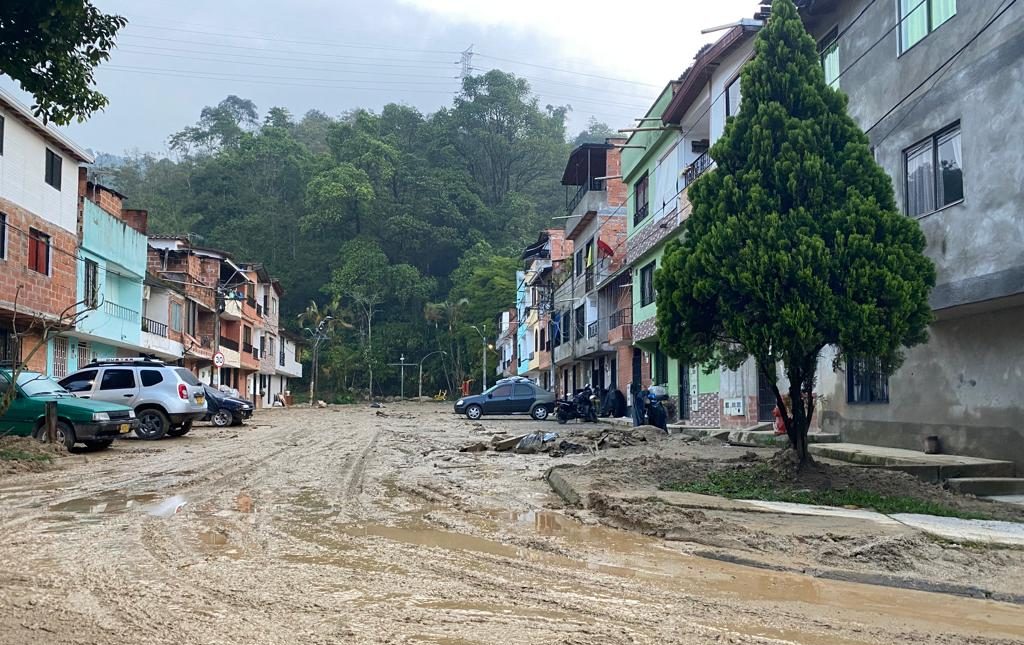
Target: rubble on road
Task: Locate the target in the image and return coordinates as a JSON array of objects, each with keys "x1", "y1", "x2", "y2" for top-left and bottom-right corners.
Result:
[
  {"x1": 492, "y1": 434, "x2": 528, "y2": 452},
  {"x1": 459, "y1": 442, "x2": 489, "y2": 453}
]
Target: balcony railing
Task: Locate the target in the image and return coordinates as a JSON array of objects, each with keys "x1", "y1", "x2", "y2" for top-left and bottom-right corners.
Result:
[
  {"x1": 243, "y1": 341, "x2": 254, "y2": 354},
  {"x1": 104, "y1": 301, "x2": 139, "y2": 322},
  {"x1": 584, "y1": 266, "x2": 595, "y2": 292},
  {"x1": 279, "y1": 350, "x2": 286, "y2": 367},
  {"x1": 220, "y1": 337, "x2": 239, "y2": 351},
  {"x1": 141, "y1": 317, "x2": 168, "y2": 338},
  {"x1": 609, "y1": 308, "x2": 632, "y2": 329},
  {"x1": 251, "y1": 346, "x2": 260, "y2": 360},
  {"x1": 587, "y1": 321, "x2": 599, "y2": 338},
  {"x1": 256, "y1": 303, "x2": 264, "y2": 317},
  {"x1": 566, "y1": 178, "x2": 605, "y2": 215},
  {"x1": 633, "y1": 202, "x2": 649, "y2": 226},
  {"x1": 246, "y1": 297, "x2": 257, "y2": 309},
  {"x1": 683, "y1": 150, "x2": 715, "y2": 188}
]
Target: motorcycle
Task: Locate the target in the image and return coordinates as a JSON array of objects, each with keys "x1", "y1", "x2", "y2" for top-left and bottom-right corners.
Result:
[
  {"x1": 645, "y1": 388, "x2": 668, "y2": 431},
  {"x1": 556, "y1": 384, "x2": 599, "y2": 424}
]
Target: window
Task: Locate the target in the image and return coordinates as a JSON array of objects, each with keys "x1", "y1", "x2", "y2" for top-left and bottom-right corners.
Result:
[
  {"x1": 574, "y1": 305, "x2": 586, "y2": 340},
  {"x1": 490, "y1": 384, "x2": 513, "y2": 397},
  {"x1": 60, "y1": 370, "x2": 97, "y2": 393},
  {"x1": 575, "y1": 248, "x2": 584, "y2": 276},
  {"x1": 847, "y1": 357, "x2": 889, "y2": 404},
  {"x1": 512, "y1": 384, "x2": 533, "y2": 399},
  {"x1": 561, "y1": 311, "x2": 570, "y2": 343},
  {"x1": 0, "y1": 115, "x2": 4, "y2": 155},
  {"x1": 271, "y1": 297, "x2": 277, "y2": 314},
  {"x1": 170, "y1": 302, "x2": 183, "y2": 332},
  {"x1": 640, "y1": 261, "x2": 656, "y2": 307},
  {"x1": 634, "y1": 173, "x2": 649, "y2": 224},
  {"x1": 725, "y1": 76, "x2": 742, "y2": 118},
  {"x1": 140, "y1": 369, "x2": 164, "y2": 387},
  {"x1": 185, "y1": 301, "x2": 198, "y2": 336},
  {"x1": 905, "y1": 124, "x2": 962, "y2": 217},
  {"x1": 99, "y1": 368, "x2": 136, "y2": 390},
  {"x1": 819, "y1": 26, "x2": 840, "y2": 88},
  {"x1": 654, "y1": 348, "x2": 669, "y2": 386},
  {"x1": 0, "y1": 212, "x2": 6, "y2": 260},
  {"x1": 174, "y1": 368, "x2": 201, "y2": 386},
  {"x1": 27, "y1": 228, "x2": 50, "y2": 275},
  {"x1": 84, "y1": 260, "x2": 99, "y2": 307},
  {"x1": 243, "y1": 326, "x2": 252, "y2": 345},
  {"x1": 44, "y1": 148, "x2": 62, "y2": 190},
  {"x1": 900, "y1": 0, "x2": 956, "y2": 53}
]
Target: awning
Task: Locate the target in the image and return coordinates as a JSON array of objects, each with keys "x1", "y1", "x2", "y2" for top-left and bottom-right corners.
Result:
[{"x1": 597, "y1": 239, "x2": 614, "y2": 256}]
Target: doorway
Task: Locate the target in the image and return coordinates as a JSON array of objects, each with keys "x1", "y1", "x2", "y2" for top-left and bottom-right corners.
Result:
[
  {"x1": 677, "y1": 362, "x2": 690, "y2": 421},
  {"x1": 757, "y1": 368, "x2": 776, "y2": 422}
]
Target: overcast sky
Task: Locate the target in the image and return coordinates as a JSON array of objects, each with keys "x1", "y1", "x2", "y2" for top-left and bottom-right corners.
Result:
[{"x1": 2, "y1": 0, "x2": 760, "y2": 156}]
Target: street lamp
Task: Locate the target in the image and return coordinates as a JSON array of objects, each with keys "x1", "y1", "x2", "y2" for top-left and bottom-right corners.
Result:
[
  {"x1": 418, "y1": 350, "x2": 447, "y2": 400},
  {"x1": 305, "y1": 316, "x2": 333, "y2": 407},
  {"x1": 469, "y1": 324, "x2": 490, "y2": 392}
]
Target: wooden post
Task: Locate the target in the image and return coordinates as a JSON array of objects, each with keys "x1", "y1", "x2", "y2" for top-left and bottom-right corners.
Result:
[{"x1": 45, "y1": 400, "x2": 57, "y2": 444}]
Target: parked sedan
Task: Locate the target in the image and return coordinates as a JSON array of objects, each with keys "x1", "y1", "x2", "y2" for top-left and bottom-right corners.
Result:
[
  {"x1": 202, "y1": 385, "x2": 253, "y2": 427},
  {"x1": 454, "y1": 379, "x2": 555, "y2": 421},
  {"x1": 0, "y1": 369, "x2": 139, "y2": 450}
]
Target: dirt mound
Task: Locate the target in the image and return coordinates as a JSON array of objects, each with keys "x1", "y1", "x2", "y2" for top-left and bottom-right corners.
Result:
[{"x1": 0, "y1": 436, "x2": 61, "y2": 475}]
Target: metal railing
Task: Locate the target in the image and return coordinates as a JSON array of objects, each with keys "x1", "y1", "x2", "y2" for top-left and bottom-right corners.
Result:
[
  {"x1": 585, "y1": 266, "x2": 595, "y2": 292},
  {"x1": 242, "y1": 341, "x2": 254, "y2": 354},
  {"x1": 587, "y1": 321, "x2": 599, "y2": 338},
  {"x1": 141, "y1": 317, "x2": 168, "y2": 337},
  {"x1": 566, "y1": 178, "x2": 605, "y2": 215},
  {"x1": 256, "y1": 303, "x2": 264, "y2": 317},
  {"x1": 633, "y1": 202, "x2": 649, "y2": 225},
  {"x1": 104, "y1": 301, "x2": 139, "y2": 322},
  {"x1": 683, "y1": 150, "x2": 715, "y2": 188},
  {"x1": 220, "y1": 337, "x2": 239, "y2": 351},
  {"x1": 279, "y1": 350, "x2": 286, "y2": 367},
  {"x1": 609, "y1": 308, "x2": 632, "y2": 329},
  {"x1": 246, "y1": 297, "x2": 257, "y2": 309},
  {"x1": 251, "y1": 346, "x2": 260, "y2": 360}
]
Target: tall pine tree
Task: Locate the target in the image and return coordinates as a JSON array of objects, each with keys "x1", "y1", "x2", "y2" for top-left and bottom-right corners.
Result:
[{"x1": 655, "y1": 0, "x2": 935, "y2": 463}]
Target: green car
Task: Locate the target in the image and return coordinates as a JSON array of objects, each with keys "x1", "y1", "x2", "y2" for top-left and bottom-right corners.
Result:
[{"x1": 0, "y1": 369, "x2": 139, "y2": 450}]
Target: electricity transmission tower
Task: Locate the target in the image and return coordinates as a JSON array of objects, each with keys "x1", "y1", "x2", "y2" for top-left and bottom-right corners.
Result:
[{"x1": 459, "y1": 44, "x2": 474, "y2": 80}]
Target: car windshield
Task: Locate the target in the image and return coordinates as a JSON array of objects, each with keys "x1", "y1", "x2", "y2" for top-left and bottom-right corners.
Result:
[{"x1": 16, "y1": 372, "x2": 71, "y2": 397}]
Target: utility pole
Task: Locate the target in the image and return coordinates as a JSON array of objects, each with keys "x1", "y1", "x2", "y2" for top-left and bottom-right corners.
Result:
[
  {"x1": 388, "y1": 354, "x2": 413, "y2": 400},
  {"x1": 547, "y1": 283, "x2": 556, "y2": 394},
  {"x1": 470, "y1": 324, "x2": 489, "y2": 392},
  {"x1": 418, "y1": 350, "x2": 446, "y2": 400},
  {"x1": 460, "y1": 44, "x2": 474, "y2": 80}
]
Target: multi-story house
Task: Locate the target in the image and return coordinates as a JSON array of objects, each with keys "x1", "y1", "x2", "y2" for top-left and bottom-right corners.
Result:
[
  {"x1": 793, "y1": 0, "x2": 1024, "y2": 466},
  {"x1": 517, "y1": 229, "x2": 571, "y2": 390},
  {"x1": 0, "y1": 88, "x2": 92, "y2": 373},
  {"x1": 275, "y1": 332, "x2": 303, "y2": 403},
  {"x1": 58, "y1": 180, "x2": 149, "y2": 377},
  {"x1": 242, "y1": 263, "x2": 284, "y2": 407},
  {"x1": 551, "y1": 141, "x2": 630, "y2": 399},
  {"x1": 494, "y1": 308, "x2": 518, "y2": 379},
  {"x1": 140, "y1": 272, "x2": 187, "y2": 363}
]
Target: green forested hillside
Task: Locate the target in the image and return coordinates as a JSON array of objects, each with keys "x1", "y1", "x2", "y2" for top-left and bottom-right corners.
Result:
[{"x1": 102, "y1": 70, "x2": 604, "y2": 398}]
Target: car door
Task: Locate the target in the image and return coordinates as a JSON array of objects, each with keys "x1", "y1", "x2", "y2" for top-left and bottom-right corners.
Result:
[
  {"x1": 96, "y1": 368, "x2": 140, "y2": 406},
  {"x1": 482, "y1": 384, "x2": 514, "y2": 415},
  {"x1": 511, "y1": 384, "x2": 537, "y2": 414},
  {"x1": 0, "y1": 373, "x2": 36, "y2": 436},
  {"x1": 60, "y1": 369, "x2": 98, "y2": 399}
]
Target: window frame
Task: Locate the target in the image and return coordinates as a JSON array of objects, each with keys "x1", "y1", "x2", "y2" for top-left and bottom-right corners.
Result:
[
  {"x1": 846, "y1": 356, "x2": 890, "y2": 405},
  {"x1": 0, "y1": 114, "x2": 4, "y2": 155},
  {"x1": 898, "y1": 0, "x2": 957, "y2": 55},
  {"x1": 99, "y1": 368, "x2": 136, "y2": 391},
  {"x1": 44, "y1": 148, "x2": 62, "y2": 190},
  {"x1": 84, "y1": 259, "x2": 99, "y2": 307},
  {"x1": 170, "y1": 302, "x2": 183, "y2": 332},
  {"x1": 0, "y1": 212, "x2": 7, "y2": 260},
  {"x1": 725, "y1": 75, "x2": 742, "y2": 118},
  {"x1": 27, "y1": 228, "x2": 50, "y2": 275},
  {"x1": 818, "y1": 25, "x2": 840, "y2": 88},
  {"x1": 633, "y1": 173, "x2": 650, "y2": 225},
  {"x1": 639, "y1": 261, "x2": 656, "y2": 308},
  {"x1": 904, "y1": 121, "x2": 963, "y2": 218}
]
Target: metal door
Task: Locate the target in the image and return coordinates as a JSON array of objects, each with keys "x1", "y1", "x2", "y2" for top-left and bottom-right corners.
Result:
[
  {"x1": 51, "y1": 337, "x2": 69, "y2": 379},
  {"x1": 757, "y1": 369, "x2": 776, "y2": 422}
]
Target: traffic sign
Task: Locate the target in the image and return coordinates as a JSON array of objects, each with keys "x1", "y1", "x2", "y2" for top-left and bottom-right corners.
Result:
[{"x1": 213, "y1": 352, "x2": 225, "y2": 367}]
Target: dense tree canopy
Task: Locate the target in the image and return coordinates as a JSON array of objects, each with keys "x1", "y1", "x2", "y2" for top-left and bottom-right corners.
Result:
[
  {"x1": 0, "y1": 1, "x2": 125, "y2": 124},
  {"x1": 101, "y1": 71, "x2": 587, "y2": 399},
  {"x1": 655, "y1": 0, "x2": 935, "y2": 462}
]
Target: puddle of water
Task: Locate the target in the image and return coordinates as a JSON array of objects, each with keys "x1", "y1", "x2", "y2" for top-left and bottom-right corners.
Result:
[
  {"x1": 235, "y1": 491, "x2": 254, "y2": 513},
  {"x1": 48, "y1": 492, "x2": 159, "y2": 514},
  {"x1": 199, "y1": 530, "x2": 229, "y2": 546}
]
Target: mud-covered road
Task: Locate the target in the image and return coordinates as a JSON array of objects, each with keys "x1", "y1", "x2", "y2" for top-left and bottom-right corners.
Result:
[{"x1": 1, "y1": 405, "x2": 1022, "y2": 645}]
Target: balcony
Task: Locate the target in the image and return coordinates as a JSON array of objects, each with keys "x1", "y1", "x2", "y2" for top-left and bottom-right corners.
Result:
[
  {"x1": 587, "y1": 321, "x2": 599, "y2": 338},
  {"x1": 220, "y1": 337, "x2": 239, "y2": 352},
  {"x1": 633, "y1": 202, "x2": 649, "y2": 227},
  {"x1": 279, "y1": 350, "x2": 286, "y2": 367},
  {"x1": 221, "y1": 298, "x2": 243, "y2": 320},
  {"x1": 608, "y1": 308, "x2": 633, "y2": 346},
  {"x1": 682, "y1": 150, "x2": 715, "y2": 188},
  {"x1": 104, "y1": 301, "x2": 139, "y2": 322},
  {"x1": 566, "y1": 178, "x2": 605, "y2": 216},
  {"x1": 243, "y1": 341, "x2": 254, "y2": 355},
  {"x1": 141, "y1": 317, "x2": 168, "y2": 338}
]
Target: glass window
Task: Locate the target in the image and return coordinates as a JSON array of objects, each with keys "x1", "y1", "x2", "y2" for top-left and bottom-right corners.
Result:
[
  {"x1": 654, "y1": 348, "x2": 669, "y2": 386},
  {"x1": 490, "y1": 384, "x2": 513, "y2": 397},
  {"x1": 28, "y1": 229, "x2": 50, "y2": 275},
  {"x1": 819, "y1": 26, "x2": 840, "y2": 88},
  {"x1": 725, "y1": 76, "x2": 742, "y2": 117},
  {"x1": 174, "y1": 367, "x2": 201, "y2": 386},
  {"x1": 60, "y1": 370, "x2": 97, "y2": 393},
  {"x1": 513, "y1": 384, "x2": 533, "y2": 399},
  {"x1": 0, "y1": 114, "x2": 4, "y2": 155},
  {"x1": 44, "y1": 149, "x2": 62, "y2": 190},
  {"x1": 847, "y1": 357, "x2": 890, "y2": 404},
  {"x1": 900, "y1": 0, "x2": 956, "y2": 53},
  {"x1": 84, "y1": 260, "x2": 99, "y2": 307},
  {"x1": 905, "y1": 124, "x2": 962, "y2": 217},
  {"x1": 640, "y1": 261, "x2": 656, "y2": 307},
  {"x1": 140, "y1": 369, "x2": 164, "y2": 387},
  {"x1": 170, "y1": 302, "x2": 183, "y2": 332},
  {"x1": 99, "y1": 369, "x2": 135, "y2": 390},
  {"x1": 574, "y1": 305, "x2": 586, "y2": 340},
  {"x1": 17, "y1": 373, "x2": 67, "y2": 397},
  {"x1": 634, "y1": 173, "x2": 649, "y2": 225}
]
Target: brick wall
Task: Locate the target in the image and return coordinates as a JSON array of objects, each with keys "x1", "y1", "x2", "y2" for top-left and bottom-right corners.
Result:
[
  {"x1": 121, "y1": 209, "x2": 148, "y2": 235},
  {"x1": 0, "y1": 196, "x2": 78, "y2": 321},
  {"x1": 84, "y1": 183, "x2": 124, "y2": 218},
  {"x1": 605, "y1": 142, "x2": 627, "y2": 207}
]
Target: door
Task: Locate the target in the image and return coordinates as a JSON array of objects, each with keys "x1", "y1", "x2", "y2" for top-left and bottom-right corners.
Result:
[
  {"x1": 60, "y1": 369, "x2": 98, "y2": 398},
  {"x1": 97, "y1": 368, "x2": 139, "y2": 406},
  {"x1": 482, "y1": 384, "x2": 514, "y2": 414},
  {"x1": 631, "y1": 348, "x2": 642, "y2": 390},
  {"x1": 757, "y1": 369, "x2": 776, "y2": 422},
  {"x1": 511, "y1": 384, "x2": 536, "y2": 414},
  {"x1": 678, "y1": 362, "x2": 690, "y2": 421}
]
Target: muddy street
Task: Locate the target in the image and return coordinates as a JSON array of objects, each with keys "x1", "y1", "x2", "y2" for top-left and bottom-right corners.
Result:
[{"x1": 0, "y1": 405, "x2": 1022, "y2": 645}]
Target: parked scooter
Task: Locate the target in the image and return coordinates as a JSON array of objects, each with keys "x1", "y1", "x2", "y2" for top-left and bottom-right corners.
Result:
[
  {"x1": 645, "y1": 390, "x2": 668, "y2": 431},
  {"x1": 556, "y1": 384, "x2": 599, "y2": 424}
]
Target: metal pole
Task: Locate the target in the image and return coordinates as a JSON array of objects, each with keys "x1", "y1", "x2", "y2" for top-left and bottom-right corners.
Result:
[
  {"x1": 418, "y1": 362, "x2": 423, "y2": 400},
  {"x1": 213, "y1": 289, "x2": 222, "y2": 387},
  {"x1": 482, "y1": 340, "x2": 487, "y2": 391}
]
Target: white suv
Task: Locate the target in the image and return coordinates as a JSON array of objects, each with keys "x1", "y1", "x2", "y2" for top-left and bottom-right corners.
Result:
[{"x1": 60, "y1": 358, "x2": 208, "y2": 440}]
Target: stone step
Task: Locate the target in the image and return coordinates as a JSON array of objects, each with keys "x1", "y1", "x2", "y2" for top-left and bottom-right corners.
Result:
[
  {"x1": 809, "y1": 443, "x2": 1016, "y2": 483},
  {"x1": 728, "y1": 430, "x2": 840, "y2": 448},
  {"x1": 945, "y1": 477, "x2": 1024, "y2": 497}
]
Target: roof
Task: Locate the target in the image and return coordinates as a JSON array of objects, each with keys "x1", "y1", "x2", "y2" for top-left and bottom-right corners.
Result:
[
  {"x1": 661, "y1": 22, "x2": 761, "y2": 125},
  {"x1": 0, "y1": 87, "x2": 94, "y2": 163},
  {"x1": 144, "y1": 271, "x2": 186, "y2": 294},
  {"x1": 521, "y1": 231, "x2": 551, "y2": 260},
  {"x1": 560, "y1": 143, "x2": 612, "y2": 185},
  {"x1": 86, "y1": 180, "x2": 127, "y2": 200}
]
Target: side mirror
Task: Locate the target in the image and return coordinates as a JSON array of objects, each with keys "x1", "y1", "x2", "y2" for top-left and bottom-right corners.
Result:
[{"x1": 487, "y1": 393, "x2": 493, "y2": 399}]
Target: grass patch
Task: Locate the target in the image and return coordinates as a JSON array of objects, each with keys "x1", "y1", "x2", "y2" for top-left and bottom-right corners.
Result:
[
  {"x1": 667, "y1": 464, "x2": 990, "y2": 520},
  {"x1": 0, "y1": 447, "x2": 53, "y2": 462}
]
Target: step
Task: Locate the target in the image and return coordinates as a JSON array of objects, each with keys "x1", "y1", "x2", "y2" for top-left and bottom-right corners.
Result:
[
  {"x1": 809, "y1": 443, "x2": 1015, "y2": 483},
  {"x1": 946, "y1": 477, "x2": 1024, "y2": 497},
  {"x1": 728, "y1": 430, "x2": 840, "y2": 448}
]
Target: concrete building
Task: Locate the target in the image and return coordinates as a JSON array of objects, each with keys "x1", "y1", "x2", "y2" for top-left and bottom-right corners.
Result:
[
  {"x1": 795, "y1": 0, "x2": 1024, "y2": 465},
  {"x1": 242, "y1": 263, "x2": 285, "y2": 408},
  {"x1": 551, "y1": 141, "x2": 631, "y2": 399},
  {"x1": 495, "y1": 308, "x2": 518, "y2": 379},
  {"x1": 140, "y1": 272, "x2": 187, "y2": 363},
  {"x1": 517, "y1": 230, "x2": 572, "y2": 390},
  {"x1": 0, "y1": 88, "x2": 92, "y2": 373},
  {"x1": 275, "y1": 333, "x2": 303, "y2": 403}
]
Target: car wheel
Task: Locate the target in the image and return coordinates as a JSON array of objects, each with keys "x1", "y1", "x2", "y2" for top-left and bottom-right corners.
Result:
[
  {"x1": 36, "y1": 421, "x2": 76, "y2": 450},
  {"x1": 167, "y1": 421, "x2": 192, "y2": 437},
  {"x1": 84, "y1": 440, "x2": 114, "y2": 451},
  {"x1": 465, "y1": 404, "x2": 482, "y2": 420},
  {"x1": 136, "y1": 408, "x2": 170, "y2": 440},
  {"x1": 211, "y1": 409, "x2": 233, "y2": 428},
  {"x1": 531, "y1": 406, "x2": 549, "y2": 421}
]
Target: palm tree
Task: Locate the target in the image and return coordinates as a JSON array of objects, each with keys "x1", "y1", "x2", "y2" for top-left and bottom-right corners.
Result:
[
  {"x1": 424, "y1": 298, "x2": 468, "y2": 393},
  {"x1": 297, "y1": 299, "x2": 350, "y2": 404}
]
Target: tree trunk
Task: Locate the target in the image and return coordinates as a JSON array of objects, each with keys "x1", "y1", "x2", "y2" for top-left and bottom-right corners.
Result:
[{"x1": 769, "y1": 364, "x2": 814, "y2": 467}]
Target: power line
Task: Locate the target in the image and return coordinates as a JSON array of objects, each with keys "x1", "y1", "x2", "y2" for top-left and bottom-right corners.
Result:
[{"x1": 474, "y1": 53, "x2": 661, "y2": 88}]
